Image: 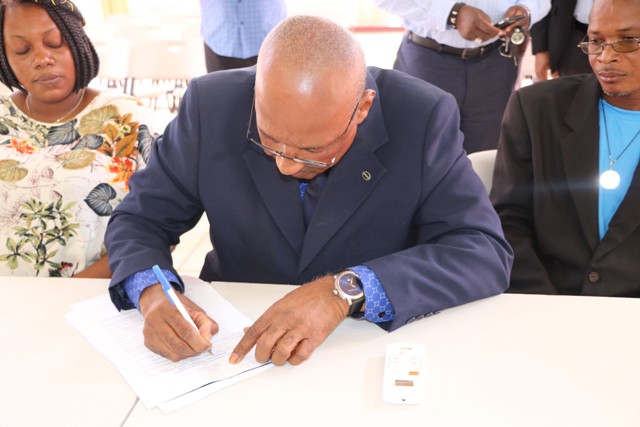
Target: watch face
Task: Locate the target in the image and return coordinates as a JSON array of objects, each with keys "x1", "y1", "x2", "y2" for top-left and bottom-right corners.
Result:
[{"x1": 338, "y1": 273, "x2": 363, "y2": 297}]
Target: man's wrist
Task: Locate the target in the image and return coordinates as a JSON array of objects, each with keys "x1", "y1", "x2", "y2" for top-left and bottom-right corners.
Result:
[
  {"x1": 138, "y1": 283, "x2": 164, "y2": 316},
  {"x1": 348, "y1": 265, "x2": 395, "y2": 323},
  {"x1": 448, "y1": 2, "x2": 465, "y2": 29},
  {"x1": 123, "y1": 268, "x2": 181, "y2": 310}
]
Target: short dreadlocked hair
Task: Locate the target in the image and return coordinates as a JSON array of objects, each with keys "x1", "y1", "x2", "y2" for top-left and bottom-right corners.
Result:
[{"x1": 0, "y1": 0, "x2": 100, "y2": 92}]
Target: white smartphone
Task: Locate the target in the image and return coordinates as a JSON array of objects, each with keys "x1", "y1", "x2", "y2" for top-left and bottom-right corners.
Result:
[{"x1": 382, "y1": 342, "x2": 426, "y2": 404}]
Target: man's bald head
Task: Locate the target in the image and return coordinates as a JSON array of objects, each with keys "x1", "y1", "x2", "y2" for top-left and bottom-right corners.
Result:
[
  {"x1": 251, "y1": 15, "x2": 375, "y2": 180},
  {"x1": 256, "y1": 15, "x2": 366, "y2": 104}
]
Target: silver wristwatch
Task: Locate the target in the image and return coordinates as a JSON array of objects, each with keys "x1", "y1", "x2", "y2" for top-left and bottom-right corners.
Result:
[{"x1": 332, "y1": 271, "x2": 365, "y2": 317}]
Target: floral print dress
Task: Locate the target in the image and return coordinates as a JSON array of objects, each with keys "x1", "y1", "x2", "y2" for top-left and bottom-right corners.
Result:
[{"x1": 0, "y1": 92, "x2": 158, "y2": 277}]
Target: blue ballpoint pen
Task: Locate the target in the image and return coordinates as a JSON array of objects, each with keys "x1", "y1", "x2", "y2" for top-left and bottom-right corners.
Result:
[{"x1": 152, "y1": 265, "x2": 212, "y2": 355}]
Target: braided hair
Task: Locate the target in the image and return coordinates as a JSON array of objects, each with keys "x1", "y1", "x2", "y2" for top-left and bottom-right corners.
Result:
[{"x1": 0, "y1": 0, "x2": 100, "y2": 92}]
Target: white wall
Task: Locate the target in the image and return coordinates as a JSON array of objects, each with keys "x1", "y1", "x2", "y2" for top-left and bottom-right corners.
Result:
[{"x1": 76, "y1": 0, "x2": 398, "y2": 28}]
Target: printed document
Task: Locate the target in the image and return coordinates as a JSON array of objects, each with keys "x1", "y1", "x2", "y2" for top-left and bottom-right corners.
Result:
[{"x1": 65, "y1": 276, "x2": 271, "y2": 412}]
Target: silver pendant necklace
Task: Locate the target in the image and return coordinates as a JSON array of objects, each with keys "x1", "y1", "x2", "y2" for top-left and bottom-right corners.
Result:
[
  {"x1": 599, "y1": 98, "x2": 640, "y2": 190},
  {"x1": 25, "y1": 89, "x2": 86, "y2": 124}
]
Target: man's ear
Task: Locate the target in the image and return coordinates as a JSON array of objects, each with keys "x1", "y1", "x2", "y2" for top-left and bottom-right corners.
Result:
[{"x1": 355, "y1": 89, "x2": 377, "y2": 124}]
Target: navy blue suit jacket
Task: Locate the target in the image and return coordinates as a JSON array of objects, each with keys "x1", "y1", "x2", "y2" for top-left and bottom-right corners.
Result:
[{"x1": 106, "y1": 66, "x2": 512, "y2": 331}]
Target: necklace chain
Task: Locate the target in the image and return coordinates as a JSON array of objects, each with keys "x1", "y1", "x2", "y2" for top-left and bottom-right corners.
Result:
[
  {"x1": 601, "y1": 98, "x2": 640, "y2": 170},
  {"x1": 25, "y1": 89, "x2": 86, "y2": 124}
]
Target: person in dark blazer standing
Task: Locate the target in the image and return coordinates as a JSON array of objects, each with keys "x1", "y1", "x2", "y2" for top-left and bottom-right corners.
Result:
[
  {"x1": 105, "y1": 15, "x2": 512, "y2": 364},
  {"x1": 530, "y1": 0, "x2": 593, "y2": 80},
  {"x1": 491, "y1": 0, "x2": 640, "y2": 296}
]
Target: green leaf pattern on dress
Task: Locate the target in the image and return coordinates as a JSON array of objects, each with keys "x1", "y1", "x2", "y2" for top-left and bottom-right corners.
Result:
[{"x1": 0, "y1": 93, "x2": 158, "y2": 276}]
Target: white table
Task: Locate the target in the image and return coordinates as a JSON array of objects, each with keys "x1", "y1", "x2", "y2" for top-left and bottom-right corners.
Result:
[
  {"x1": 4, "y1": 278, "x2": 640, "y2": 427},
  {"x1": 0, "y1": 277, "x2": 137, "y2": 427},
  {"x1": 125, "y1": 281, "x2": 640, "y2": 427}
]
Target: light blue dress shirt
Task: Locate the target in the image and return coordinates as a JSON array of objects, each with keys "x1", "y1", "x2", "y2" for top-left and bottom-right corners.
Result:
[
  {"x1": 372, "y1": 0, "x2": 551, "y2": 48},
  {"x1": 598, "y1": 99, "x2": 640, "y2": 239},
  {"x1": 574, "y1": 0, "x2": 593, "y2": 24},
  {"x1": 199, "y1": 0, "x2": 287, "y2": 59}
]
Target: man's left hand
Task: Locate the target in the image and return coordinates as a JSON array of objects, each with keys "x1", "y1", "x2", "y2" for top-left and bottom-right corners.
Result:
[{"x1": 229, "y1": 275, "x2": 349, "y2": 366}]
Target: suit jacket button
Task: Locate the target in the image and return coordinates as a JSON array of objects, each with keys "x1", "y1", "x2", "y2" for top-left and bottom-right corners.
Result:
[{"x1": 588, "y1": 271, "x2": 600, "y2": 283}]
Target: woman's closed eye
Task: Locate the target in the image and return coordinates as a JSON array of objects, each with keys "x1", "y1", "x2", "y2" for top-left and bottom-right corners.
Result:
[{"x1": 11, "y1": 41, "x2": 63, "y2": 56}]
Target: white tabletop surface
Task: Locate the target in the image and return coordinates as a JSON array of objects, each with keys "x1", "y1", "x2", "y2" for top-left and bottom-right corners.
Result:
[
  {"x1": 0, "y1": 277, "x2": 137, "y2": 427},
  {"x1": 4, "y1": 277, "x2": 640, "y2": 427},
  {"x1": 125, "y1": 281, "x2": 640, "y2": 427}
]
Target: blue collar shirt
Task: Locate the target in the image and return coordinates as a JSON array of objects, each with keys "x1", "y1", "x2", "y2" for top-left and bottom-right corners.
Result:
[{"x1": 200, "y1": 0, "x2": 287, "y2": 59}]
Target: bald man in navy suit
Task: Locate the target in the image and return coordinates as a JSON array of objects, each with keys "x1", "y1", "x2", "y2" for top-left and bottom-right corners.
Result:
[{"x1": 106, "y1": 15, "x2": 512, "y2": 365}]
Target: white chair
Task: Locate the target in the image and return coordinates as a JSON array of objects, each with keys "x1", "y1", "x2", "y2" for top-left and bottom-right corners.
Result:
[
  {"x1": 128, "y1": 38, "x2": 206, "y2": 111},
  {"x1": 91, "y1": 38, "x2": 132, "y2": 93},
  {"x1": 468, "y1": 149, "x2": 497, "y2": 193}
]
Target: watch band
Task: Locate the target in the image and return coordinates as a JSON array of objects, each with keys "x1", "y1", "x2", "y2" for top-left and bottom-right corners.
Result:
[
  {"x1": 348, "y1": 294, "x2": 365, "y2": 318},
  {"x1": 448, "y1": 2, "x2": 465, "y2": 29}
]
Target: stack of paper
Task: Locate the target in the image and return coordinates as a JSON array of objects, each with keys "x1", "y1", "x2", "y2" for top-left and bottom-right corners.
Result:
[{"x1": 65, "y1": 277, "x2": 271, "y2": 413}]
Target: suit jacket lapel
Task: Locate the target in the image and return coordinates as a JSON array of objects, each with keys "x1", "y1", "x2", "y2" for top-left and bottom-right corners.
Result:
[
  {"x1": 559, "y1": 75, "x2": 602, "y2": 252},
  {"x1": 245, "y1": 124, "x2": 389, "y2": 273},
  {"x1": 297, "y1": 131, "x2": 388, "y2": 273},
  {"x1": 244, "y1": 146, "x2": 306, "y2": 255},
  {"x1": 298, "y1": 76, "x2": 389, "y2": 273},
  {"x1": 243, "y1": 70, "x2": 390, "y2": 273}
]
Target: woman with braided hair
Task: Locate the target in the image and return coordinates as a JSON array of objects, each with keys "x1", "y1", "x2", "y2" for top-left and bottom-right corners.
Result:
[{"x1": 0, "y1": 0, "x2": 158, "y2": 278}]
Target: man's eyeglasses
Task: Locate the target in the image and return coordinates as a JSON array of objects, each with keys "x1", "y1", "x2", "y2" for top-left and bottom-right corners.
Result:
[
  {"x1": 246, "y1": 96, "x2": 360, "y2": 169},
  {"x1": 578, "y1": 37, "x2": 640, "y2": 55}
]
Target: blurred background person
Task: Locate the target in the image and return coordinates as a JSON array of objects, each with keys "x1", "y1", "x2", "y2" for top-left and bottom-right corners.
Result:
[
  {"x1": 200, "y1": 0, "x2": 287, "y2": 73},
  {"x1": 530, "y1": 0, "x2": 593, "y2": 81},
  {"x1": 0, "y1": 0, "x2": 157, "y2": 278},
  {"x1": 371, "y1": 1, "x2": 550, "y2": 153}
]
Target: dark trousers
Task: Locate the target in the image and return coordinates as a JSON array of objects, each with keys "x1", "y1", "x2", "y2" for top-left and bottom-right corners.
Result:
[
  {"x1": 393, "y1": 34, "x2": 520, "y2": 154},
  {"x1": 204, "y1": 43, "x2": 258, "y2": 73}
]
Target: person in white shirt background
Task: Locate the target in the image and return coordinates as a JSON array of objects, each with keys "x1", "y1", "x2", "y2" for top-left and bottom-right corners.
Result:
[{"x1": 371, "y1": 1, "x2": 551, "y2": 154}]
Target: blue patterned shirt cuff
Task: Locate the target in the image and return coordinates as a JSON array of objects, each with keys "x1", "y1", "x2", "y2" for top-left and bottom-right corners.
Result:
[
  {"x1": 347, "y1": 265, "x2": 395, "y2": 323},
  {"x1": 123, "y1": 268, "x2": 181, "y2": 310}
]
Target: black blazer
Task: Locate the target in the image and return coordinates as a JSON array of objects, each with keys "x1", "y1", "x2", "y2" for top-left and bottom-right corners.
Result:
[{"x1": 491, "y1": 74, "x2": 640, "y2": 296}]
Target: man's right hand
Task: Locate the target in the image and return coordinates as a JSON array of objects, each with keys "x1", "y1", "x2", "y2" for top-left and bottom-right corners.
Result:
[
  {"x1": 456, "y1": 4, "x2": 501, "y2": 43},
  {"x1": 138, "y1": 284, "x2": 219, "y2": 361}
]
